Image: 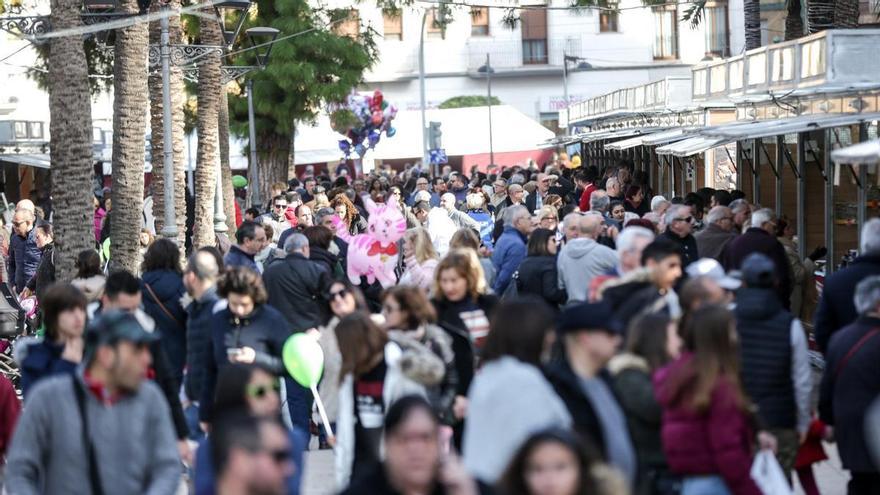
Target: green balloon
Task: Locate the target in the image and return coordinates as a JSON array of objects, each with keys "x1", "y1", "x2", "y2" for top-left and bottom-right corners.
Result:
[
  {"x1": 232, "y1": 175, "x2": 248, "y2": 188},
  {"x1": 283, "y1": 333, "x2": 324, "y2": 388}
]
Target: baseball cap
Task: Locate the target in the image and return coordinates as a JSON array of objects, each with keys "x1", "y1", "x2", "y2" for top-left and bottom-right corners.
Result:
[
  {"x1": 741, "y1": 253, "x2": 777, "y2": 288},
  {"x1": 84, "y1": 310, "x2": 159, "y2": 357},
  {"x1": 557, "y1": 302, "x2": 623, "y2": 335},
  {"x1": 686, "y1": 258, "x2": 741, "y2": 291}
]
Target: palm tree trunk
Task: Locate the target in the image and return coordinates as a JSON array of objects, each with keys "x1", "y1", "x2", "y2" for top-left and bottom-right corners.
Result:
[
  {"x1": 833, "y1": 0, "x2": 860, "y2": 27},
  {"x1": 48, "y1": 0, "x2": 95, "y2": 281},
  {"x1": 256, "y1": 132, "x2": 291, "y2": 204},
  {"x1": 784, "y1": 0, "x2": 804, "y2": 40},
  {"x1": 149, "y1": 0, "x2": 187, "y2": 250},
  {"x1": 806, "y1": 0, "x2": 834, "y2": 33},
  {"x1": 218, "y1": 90, "x2": 237, "y2": 233},
  {"x1": 744, "y1": 0, "x2": 762, "y2": 50},
  {"x1": 109, "y1": 0, "x2": 149, "y2": 274},
  {"x1": 193, "y1": 2, "x2": 222, "y2": 249}
]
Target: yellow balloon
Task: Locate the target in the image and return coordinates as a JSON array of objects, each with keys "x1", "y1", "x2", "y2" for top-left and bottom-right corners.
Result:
[{"x1": 571, "y1": 155, "x2": 582, "y2": 168}]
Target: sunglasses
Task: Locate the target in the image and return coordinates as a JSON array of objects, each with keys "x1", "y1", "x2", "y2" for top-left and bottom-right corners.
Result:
[
  {"x1": 266, "y1": 448, "x2": 291, "y2": 465},
  {"x1": 246, "y1": 382, "x2": 281, "y2": 399},
  {"x1": 328, "y1": 288, "x2": 349, "y2": 300},
  {"x1": 274, "y1": 204, "x2": 287, "y2": 209},
  {"x1": 674, "y1": 216, "x2": 694, "y2": 223}
]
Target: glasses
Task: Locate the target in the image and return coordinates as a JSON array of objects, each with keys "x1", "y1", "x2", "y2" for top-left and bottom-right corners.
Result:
[
  {"x1": 674, "y1": 216, "x2": 694, "y2": 223},
  {"x1": 246, "y1": 381, "x2": 281, "y2": 399},
  {"x1": 11, "y1": 221, "x2": 25, "y2": 227},
  {"x1": 541, "y1": 216, "x2": 556, "y2": 222},
  {"x1": 274, "y1": 204, "x2": 287, "y2": 209},
  {"x1": 494, "y1": 183, "x2": 505, "y2": 188},
  {"x1": 417, "y1": 182, "x2": 428, "y2": 186},
  {"x1": 266, "y1": 448, "x2": 291, "y2": 465},
  {"x1": 328, "y1": 288, "x2": 349, "y2": 301}
]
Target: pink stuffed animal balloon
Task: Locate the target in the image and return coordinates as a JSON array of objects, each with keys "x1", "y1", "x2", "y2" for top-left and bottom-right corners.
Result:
[{"x1": 332, "y1": 197, "x2": 406, "y2": 287}]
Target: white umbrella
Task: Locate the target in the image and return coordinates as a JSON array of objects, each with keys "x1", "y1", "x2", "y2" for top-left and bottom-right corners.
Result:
[{"x1": 831, "y1": 139, "x2": 880, "y2": 166}]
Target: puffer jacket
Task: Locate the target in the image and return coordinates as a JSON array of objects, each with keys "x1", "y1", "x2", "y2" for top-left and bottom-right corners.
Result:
[
  {"x1": 184, "y1": 286, "x2": 220, "y2": 402},
  {"x1": 335, "y1": 341, "x2": 444, "y2": 490},
  {"x1": 8, "y1": 227, "x2": 41, "y2": 293},
  {"x1": 25, "y1": 242, "x2": 55, "y2": 301},
  {"x1": 388, "y1": 325, "x2": 457, "y2": 424},
  {"x1": 653, "y1": 353, "x2": 761, "y2": 495},
  {"x1": 141, "y1": 269, "x2": 188, "y2": 383},
  {"x1": 199, "y1": 303, "x2": 290, "y2": 422},
  {"x1": 492, "y1": 226, "x2": 527, "y2": 295}
]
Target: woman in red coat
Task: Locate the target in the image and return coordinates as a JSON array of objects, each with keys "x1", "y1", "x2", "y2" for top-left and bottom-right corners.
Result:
[{"x1": 653, "y1": 305, "x2": 762, "y2": 495}]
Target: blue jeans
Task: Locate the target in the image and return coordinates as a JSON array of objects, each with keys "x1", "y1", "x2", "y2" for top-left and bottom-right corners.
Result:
[
  {"x1": 284, "y1": 376, "x2": 312, "y2": 433},
  {"x1": 184, "y1": 403, "x2": 205, "y2": 442},
  {"x1": 682, "y1": 475, "x2": 731, "y2": 495}
]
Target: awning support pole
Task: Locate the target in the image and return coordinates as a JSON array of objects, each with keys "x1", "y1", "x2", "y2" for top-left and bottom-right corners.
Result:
[
  {"x1": 751, "y1": 139, "x2": 760, "y2": 204},
  {"x1": 796, "y1": 132, "x2": 807, "y2": 261},
  {"x1": 858, "y1": 123, "x2": 868, "y2": 244},
  {"x1": 805, "y1": 140, "x2": 827, "y2": 183},
  {"x1": 724, "y1": 145, "x2": 737, "y2": 175},
  {"x1": 736, "y1": 142, "x2": 744, "y2": 191},
  {"x1": 824, "y1": 129, "x2": 835, "y2": 275},
  {"x1": 775, "y1": 135, "x2": 784, "y2": 217},
  {"x1": 782, "y1": 142, "x2": 801, "y2": 179}
]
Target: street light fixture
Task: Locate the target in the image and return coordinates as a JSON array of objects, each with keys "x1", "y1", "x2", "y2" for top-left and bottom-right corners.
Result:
[
  {"x1": 0, "y1": 0, "x2": 150, "y2": 40},
  {"x1": 477, "y1": 54, "x2": 495, "y2": 167},
  {"x1": 214, "y1": 0, "x2": 251, "y2": 47}
]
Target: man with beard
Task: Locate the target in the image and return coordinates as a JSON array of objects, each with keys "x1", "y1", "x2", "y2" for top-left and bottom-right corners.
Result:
[
  {"x1": 212, "y1": 414, "x2": 294, "y2": 495},
  {"x1": 6, "y1": 311, "x2": 181, "y2": 494}
]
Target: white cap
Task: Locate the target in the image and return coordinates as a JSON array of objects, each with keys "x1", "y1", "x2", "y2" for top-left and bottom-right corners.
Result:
[{"x1": 686, "y1": 258, "x2": 741, "y2": 290}]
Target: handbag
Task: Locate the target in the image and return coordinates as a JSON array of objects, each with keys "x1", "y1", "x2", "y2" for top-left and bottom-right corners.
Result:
[
  {"x1": 72, "y1": 377, "x2": 105, "y2": 495},
  {"x1": 501, "y1": 271, "x2": 519, "y2": 299},
  {"x1": 144, "y1": 282, "x2": 185, "y2": 327}
]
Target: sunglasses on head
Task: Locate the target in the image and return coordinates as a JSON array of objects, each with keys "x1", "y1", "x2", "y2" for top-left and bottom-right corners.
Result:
[{"x1": 246, "y1": 381, "x2": 281, "y2": 399}]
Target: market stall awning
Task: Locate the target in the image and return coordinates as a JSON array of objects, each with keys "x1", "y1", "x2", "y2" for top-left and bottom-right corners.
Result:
[
  {"x1": 0, "y1": 153, "x2": 50, "y2": 169},
  {"x1": 581, "y1": 128, "x2": 658, "y2": 144},
  {"x1": 699, "y1": 113, "x2": 880, "y2": 140},
  {"x1": 604, "y1": 128, "x2": 677, "y2": 150},
  {"x1": 640, "y1": 128, "x2": 692, "y2": 146},
  {"x1": 831, "y1": 138, "x2": 880, "y2": 166},
  {"x1": 656, "y1": 136, "x2": 731, "y2": 157}
]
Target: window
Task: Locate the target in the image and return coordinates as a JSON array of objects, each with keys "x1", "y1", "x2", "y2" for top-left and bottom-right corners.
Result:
[
  {"x1": 599, "y1": 0, "x2": 619, "y2": 33},
  {"x1": 426, "y1": 8, "x2": 443, "y2": 39},
  {"x1": 471, "y1": 7, "x2": 489, "y2": 36},
  {"x1": 334, "y1": 9, "x2": 359, "y2": 38},
  {"x1": 383, "y1": 10, "x2": 402, "y2": 41},
  {"x1": 14, "y1": 122, "x2": 26, "y2": 139},
  {"x1": 520, "y1": 8, "x2": 548, "y2": 64},
  {"x1": 653, "y1": 7, "x2": 677, "y2": 59},
  {"x1": 704, "y1": 5, "x2": 728, "y2": 57},
  {"x1": 28, "y1": 122, "x2": 43, "y2": 139}
]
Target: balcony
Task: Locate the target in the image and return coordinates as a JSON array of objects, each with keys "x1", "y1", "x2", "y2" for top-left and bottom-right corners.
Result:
[
  {"x1": 691, "y1": 29, "x2": 880, "y2": 102},
  {"x1": 466, "y1": 38, "x2": 583, "y2": 71},
  {"x1": 567, "y1": 76, "x2": 693, "y2": 125}
]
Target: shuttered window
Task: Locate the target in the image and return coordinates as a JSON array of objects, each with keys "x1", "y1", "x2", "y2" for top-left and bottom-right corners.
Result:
[{"x1": 383, "y1": 10, "x2": 402, "y2": 40}]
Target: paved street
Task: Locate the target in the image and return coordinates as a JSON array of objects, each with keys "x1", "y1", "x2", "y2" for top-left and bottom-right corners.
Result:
[{"x1": 302, "y1": 443, "x2": 850, "y2": 495}]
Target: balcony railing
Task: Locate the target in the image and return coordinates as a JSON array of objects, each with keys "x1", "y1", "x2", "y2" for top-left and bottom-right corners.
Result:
[
  {"x1": 566, "y1": 76, "x2": 693, "y2": 124},
  {"x1": 692, "y1": 29, "x2": 880, "y2": 102},
  {"x1": 466, "y1": 38, "x2": 583, "y2": 71}
]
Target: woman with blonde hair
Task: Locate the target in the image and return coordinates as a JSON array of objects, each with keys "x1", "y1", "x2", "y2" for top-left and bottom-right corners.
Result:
[
  {"x1": 398, "y1": 228, "x2": 439, "y2": 292},
  {"x1": 431, "y1": 248, "x2": 499, "y2": 449},
  {"x1": 536, "y1": 205, "x2": 559, "y2": 232},
  {"x1": 449, "y1": 228, "x2": 495, "y2": 289}
]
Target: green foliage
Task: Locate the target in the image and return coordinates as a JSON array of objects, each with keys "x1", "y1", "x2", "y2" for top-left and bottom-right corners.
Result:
[
  {"x1": 439, "y1": 95, "x2": 501, "y2": 109},
  {"x1": 681, "y1": 0, "x2": 708, "y2": 27},
  {"x1": 226, "y1": 0, "x2": 379, "y2": 143},
  {"x1": 28, "y1": 38, "x2": 115, "y2": 95}
]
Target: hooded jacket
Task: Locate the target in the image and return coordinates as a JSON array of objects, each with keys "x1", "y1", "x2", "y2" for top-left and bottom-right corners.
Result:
[
  {"x1": 557, "y1": 237, "x2": 617, "y2": 303},
  {"x1": 464, "y1": 356, "x2": 572, "y2": 483},
  {"x1": 653, "y1": 354, "x2": 761, "y2": 495},
  {"x1": 16, "y1": 337, "x2": 77, "y2": 399}
]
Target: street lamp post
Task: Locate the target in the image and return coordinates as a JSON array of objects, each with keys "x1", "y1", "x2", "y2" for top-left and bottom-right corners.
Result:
[
  {"x1": 246, "y1": 78, "x2": 260, "y2": 209},
  {"x1": 479, "y1": 54, "x2": 495, "y2": 167},
  {"x1": 418, "y1": 10, "x2": 430, "y2": 174},
  {"x1": 561, "y1": 54, "x2": 592, "y2": 136},
  {"x1": 158, "y1": 6, "x2": 176, "y2": 239}
]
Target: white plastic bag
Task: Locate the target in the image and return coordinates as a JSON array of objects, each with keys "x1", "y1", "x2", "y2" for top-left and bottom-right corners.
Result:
[{"x1": 750, "y1": 449, "x2": 792, "y2": 495}]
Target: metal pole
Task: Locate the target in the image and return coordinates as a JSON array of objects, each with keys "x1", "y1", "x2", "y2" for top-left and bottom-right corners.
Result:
[
  {"x1": 775, "y1": 135, "x2": 784, "y2": 217},
  {"x1": 247, "y1": 79, "x2": 261, "y2": 210},
  {"x1": 752, "y1": 138, "x2": 760, "y2": 203},
  {"x1": 796, "y1": 132, "x2": 806, "y2": 261},
  {"x1": 824, "y1": 129, "x2": 834, "y2": 274},
  {"x1": 858, "y1": 123, "x2": 868, "y2": 244},
  {"x1": 418, "y1": 11, "x2": 430, "y2": 174},
  {"x1": 159, "y1": 10, "x2": 177, "y2": 239},
  {"x1": 213, "y1": 158, "x2": 228, "y2": 234},
  {"x1": 562, "y1": 55, "x2": 569, "y2": 136},
  {"x1": 487, "y1": 53, "x2": 495, "y2": 167}
]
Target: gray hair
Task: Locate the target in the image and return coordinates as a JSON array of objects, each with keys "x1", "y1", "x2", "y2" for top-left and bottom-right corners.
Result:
[
  {"x1": 616, "y1": 226, "x2": 655, "y2": 255},
  {"x1": 283, "y1": 233, "x2": 309, "y2": 254},
  {"x1": 590, "y1": 191, "x2": 610, "y2": 213},
  {"x1": 186, "y1": 251, "x2": 219, "y2": 282},
  {"x1": 510, "y1": 173, "x2": 526, "y2": 185},
  {"x1": 855, "y1": 275, "x2": 880, "y2": 315},
  {"x1": 579, "y1": 212, "x2": 604, "y2": 236},
  {"x1": 706, "y1": 206, "x2": 732, "y2": 225},
  {"x1": 664, "y1": 204, "x2": 691, "y2": 227},
  {"x1": 729, "y1": 198, "x2": 749, "y2": 214},
  {"x1": 750, "y1": 208, "x2": 776, "y2": 228},
  {"x1": 650, "y1": 195, "x2": 667, "y2": 212},
  {"x1": 314, "y1": 207, "x2": 335, "y2": 225},
  {"x1": 504, "y1": 205, "x2": 529, "y2": 227},
  {"x1": 861, "y1": 218, "x2": 880, "y2": 254}
]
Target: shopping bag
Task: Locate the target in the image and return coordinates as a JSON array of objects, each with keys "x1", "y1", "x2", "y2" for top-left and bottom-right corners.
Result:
[{"x1": 750, "y1": 449, "x2": 792, "y2": 495}]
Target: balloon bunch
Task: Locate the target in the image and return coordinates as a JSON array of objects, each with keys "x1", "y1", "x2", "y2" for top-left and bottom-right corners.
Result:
[{"x1": 330, "y1": 89, "x2": 398, "y2": 158}]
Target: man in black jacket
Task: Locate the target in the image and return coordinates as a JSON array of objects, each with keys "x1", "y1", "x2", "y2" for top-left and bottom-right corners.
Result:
[
  {"x1": 815, "y1": 218, "x2": 880, "y2": 352},
  {"x1": 262, "y1": 232, "x2": 331, "y2": 333},
  {"x1": 658, "y1": 204, "x2": 699, "y2": 267},
  {"x1": 545, "y1": 302, "x2": 635, "y2": 486},
  {"x1": 820, "y1": 274, "x2": 880, "y2": 494},
  {"x1": 722, "y1": 208, "x2": 792, "y2": 309}
]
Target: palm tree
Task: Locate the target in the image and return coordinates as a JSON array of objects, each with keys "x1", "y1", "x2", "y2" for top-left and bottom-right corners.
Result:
[
  {"x1": 48, "y1": 0, "x2": 95, "y2": 281},
  {"x1": 149, "y1": 0, "x2": 187, "y2": 249},
  {"x1": 109, "y1": 0, "x2": 149, "y2": 274},
  {"x1": 218, "y1": 89, "x2": 237, "y2": 233},
  {"x1": 806, "y1": 0, "x2": 834, "y2": 33},
  {"x1": 833, "y1": 0, "x2": 860, "y2": 28},
  {"x1": 192, "y1": 1, "x2": 222, "y2": 249},
  {"x1": 744, "y1": 0, "x2": 761, "y2": 49},
  {"x1": 784, "y1": 0, "x2": 804, "y2": 40}
]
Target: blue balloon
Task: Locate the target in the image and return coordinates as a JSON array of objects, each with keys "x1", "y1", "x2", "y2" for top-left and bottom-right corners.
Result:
[
  {"x1": 355, "y1": 144, "x2": 367, "y2": 156},
  {"x1": 338, "y1": 139, "x2": 351, "y2": 156},
  {"x1": 368, "y1": 130, "x2": 381, "y2": 149},
  {"x1": 386, "y1": 127, "x2": 397, "y2": 138}
]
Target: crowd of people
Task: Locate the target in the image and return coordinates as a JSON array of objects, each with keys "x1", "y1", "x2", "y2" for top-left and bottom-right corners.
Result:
[{"x1": 0, "y1": 158, "x2": 879, "y2": 495}]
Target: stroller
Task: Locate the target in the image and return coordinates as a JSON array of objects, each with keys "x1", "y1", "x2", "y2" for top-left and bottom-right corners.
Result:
[{"x1": 0, "y1": 282, "x2": 29, "y2": 392}]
